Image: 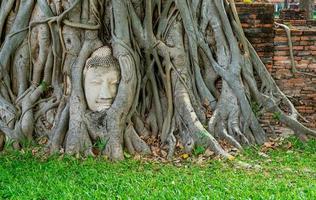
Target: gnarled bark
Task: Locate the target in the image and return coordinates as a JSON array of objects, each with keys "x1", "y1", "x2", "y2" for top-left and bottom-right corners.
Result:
[{"x1": 0, "y1": 0, "x2": 314, "y2": 161}]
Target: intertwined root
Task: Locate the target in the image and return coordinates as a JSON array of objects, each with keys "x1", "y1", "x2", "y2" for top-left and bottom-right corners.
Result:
[{"x1": 0, "y1": 0, "x2": 315, "y2": 161}]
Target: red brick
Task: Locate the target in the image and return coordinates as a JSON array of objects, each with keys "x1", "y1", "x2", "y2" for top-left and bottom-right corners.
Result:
[
  {"x1": 273, "y1": 56, "x2": 290, "y2": 61},
  {"x1": 274, "y1": 51, "x2": 289, "y2": 56},
  {"x1": 275, "y1": 69, "x2": 293, "y2": 79},
  {"x1": 262, "y1": 24, "x2": 273, "y2": 28},
  {"x1": 304, "y1": 46, "x2": 311, "y2": 51},
  {"x1": 300, "y1": 41, "x2": 311, "y2": 45},
  {"x1": 291, "y1": 30, "x2": 303, "y2": 36},
  {"x1": 301, "y1": 36, "x2": 311, "y2": 41},
  {"x1": 294, "y1": 57, "x2": 302, "y2": 61},
  {"x1": 241, "y1": 25, "x2": 250, "y2": 28},
  {"x1": 274, "y1": 37, "x2": 288, "y2": 42},
  {"x1": 274, "y1": 46, "x2": 290, "y2": 51},
  {"x1": 296, "y1": 64, "x2": 308, "y2": 69},
  {"x1": 298, "y1": 59, "x2": 312, "y2": 64},
  {"x1": 308, "y1": 64, "x2": 316, "y2": 70},
  {"x1": 275, "y1": 29, "x2": 286, "y2": 35},
  {"x1": 291, "y1": 36, "x2": 301, "y2": 41},
  {"x1": 292, "y1": 46, "x2": 304, "y2": 50},
  {"x1": 297, "y1": 51, "x2": 311, "y2": 56}
]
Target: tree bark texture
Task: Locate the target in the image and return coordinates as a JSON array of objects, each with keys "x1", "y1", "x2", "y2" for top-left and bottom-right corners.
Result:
[{"x1": 0, "y1": 0, "x2": 315, "y2": 161}]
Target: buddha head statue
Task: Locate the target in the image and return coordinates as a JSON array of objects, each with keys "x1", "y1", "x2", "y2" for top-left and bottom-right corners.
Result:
[{"x1": 84, "y1": 46, "x2": 120, "y2": 112}]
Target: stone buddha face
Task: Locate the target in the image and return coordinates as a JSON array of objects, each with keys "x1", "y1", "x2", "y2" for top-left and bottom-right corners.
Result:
[{"x1": 84, "y1": 46, "x2": 120, "y2": 112}]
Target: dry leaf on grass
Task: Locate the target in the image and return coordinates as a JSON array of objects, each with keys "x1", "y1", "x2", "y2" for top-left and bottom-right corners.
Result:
[
  {"x1": 181, "y1": 153, "x2": 189, "y2": 159},
  {"x1": 204, "y1": 149, "x2": 215, "y2": 157}
]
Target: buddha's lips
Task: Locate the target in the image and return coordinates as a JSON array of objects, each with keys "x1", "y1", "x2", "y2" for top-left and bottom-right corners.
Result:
[
  {"x1": 95, "y1": 100, "x2": 113, "y2": 108},
  {"x1": 96, "y1": 99, "x2": 113, "y2": 104}
]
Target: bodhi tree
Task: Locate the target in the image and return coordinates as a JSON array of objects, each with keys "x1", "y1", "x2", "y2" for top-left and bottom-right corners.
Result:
[{"x1": 0, "y1": 0, "x2": 315, "y2": 161}]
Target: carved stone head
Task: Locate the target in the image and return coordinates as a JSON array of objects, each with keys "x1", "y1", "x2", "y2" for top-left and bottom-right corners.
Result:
[{"x1": 84, "y1": 46, "x2": 120, "y2": 112}]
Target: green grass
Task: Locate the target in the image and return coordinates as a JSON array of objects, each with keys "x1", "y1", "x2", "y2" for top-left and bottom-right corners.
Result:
[{"x1": 0, "y1": 137, "x2": 316, "y2": 199}]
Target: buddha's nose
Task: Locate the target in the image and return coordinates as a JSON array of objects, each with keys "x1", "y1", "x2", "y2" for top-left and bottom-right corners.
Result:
[{"x1": 98, "y1": 83, "x2": 112, "y2": 101}]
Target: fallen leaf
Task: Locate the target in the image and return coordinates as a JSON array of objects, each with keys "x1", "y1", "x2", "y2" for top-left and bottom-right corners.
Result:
[
  {"x1": 263, "y1": 142, "x2": 275, "y2": 148},
  {"x1": 103, "y1": 155, "x2": 108, "y2": 160},
  {"x1": 287, "y1": 142, "x2": 292, "y2": 149},
  {"x1": 204, "y1": 149, "x2": 214, "y2": 157},
  {"x1": 181, "y1": 153, "x2": 189, "y2": 159},
  {"x1": 161, "y1": 150, "x2": 167, "y2": 157},
  {"x1": 134, "y1": 154, "x2": 141, "y2": 160},
  {"x1": 227, "y1": 155, "x2": 235, "y2": 161},
  {"x1": 32, "y1": 148, "x2": 39, "y2": 156},
  {"x1": 92, "y1": 147, "x2": 100, "y2": 156},
  {"x1": 258, "y1": 152, "x2": 269, "y2": 158},
  {"x1": 151, "y1": 146, "x2": 160, "y2": 157},
  {"x1": 176, "y1": 142, "x2": 184, "y2": 149},
  {"x1": 196, "y1": 156, "x2": 205, "y2": 165},
  {"x1": 38, "y1": 137, "x2": 48, "y2": 145}
]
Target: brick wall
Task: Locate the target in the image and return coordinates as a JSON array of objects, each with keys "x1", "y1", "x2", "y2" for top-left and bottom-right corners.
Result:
[
  {"x1": 236, "y1": 3, "x2": 275, "y2": 70},
  {"x1": 278, "y1": 9, "x2": 316, "y2": 26},
  {"x1": 279, "y1": 9, "x2": 307, "y2": 20},
  {"x1": 272, "y1": 27, "x2": 316, "y2": 129},
  {"x1": 236, "y1": 3, "x2": 316, "y2": 132}
]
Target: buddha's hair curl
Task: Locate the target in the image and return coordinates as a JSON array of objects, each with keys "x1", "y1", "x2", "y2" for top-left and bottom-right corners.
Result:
[{"x1": 84, "y1": 46, "x2": 120, "y2": 72}]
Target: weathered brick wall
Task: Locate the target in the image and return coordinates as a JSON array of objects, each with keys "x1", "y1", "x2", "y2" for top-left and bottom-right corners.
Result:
[
  {"x1": 236, "y1": 3, "x2": 316, "y2": 132},
  {"x1": 277, "y1": 8, "x2": 316, "y2": 27},
  {"x1": 279, "y1": 9, "x2": 307, "y2": 20},
  {"x1": 236, "y1": 3, "x2": 275, "y2": 70},
  {"x1": 272, "y1": 27, "x2": 316, "y2": 129},
  {"x1": 276, "y1": 19, "x2": 316, "y2": 26}
]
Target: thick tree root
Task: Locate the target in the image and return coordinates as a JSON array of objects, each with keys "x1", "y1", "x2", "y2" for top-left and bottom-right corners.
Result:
[
  {"x1": 0, "y1": 0, "x2": 314, "y2": 161},
  {"x1": 124, "y1": 125, "x2": 151, "y2": 155}
]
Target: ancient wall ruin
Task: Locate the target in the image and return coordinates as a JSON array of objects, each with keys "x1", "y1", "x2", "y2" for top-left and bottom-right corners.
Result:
[{"x1": 236, "y1": 3, "x2": 316, "y2": 132}]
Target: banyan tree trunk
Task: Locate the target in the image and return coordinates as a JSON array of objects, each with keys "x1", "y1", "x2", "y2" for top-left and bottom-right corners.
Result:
[{"x1": 0, "y1": 0, "x2": 315, "y2": 161}]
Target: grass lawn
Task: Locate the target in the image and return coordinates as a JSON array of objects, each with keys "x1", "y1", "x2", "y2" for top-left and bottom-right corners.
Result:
[{"x1": 0, "y1": 137, "x2": 316, "y2": 200}]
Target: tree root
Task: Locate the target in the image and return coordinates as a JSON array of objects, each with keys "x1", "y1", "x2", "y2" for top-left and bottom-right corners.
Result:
[
  {"x1": 124, "y1": 125, "x2": 151, "y2": 156},
  {"x1": 0, "y1": 0, "x2": 314, "y2": 161}
]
